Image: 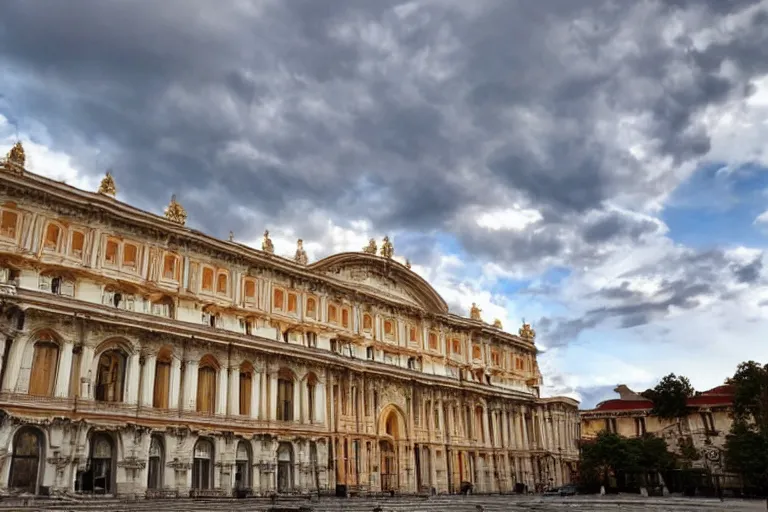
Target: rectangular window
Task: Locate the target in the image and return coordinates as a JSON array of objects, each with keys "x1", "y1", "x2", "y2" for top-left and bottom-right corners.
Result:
[
  {"x1": 44, "y1": 223, "x2": 61, "y2": 251},
  {"x1": 384, "y1": 319, "x2": 394, "y2": 338},
  {"x1": 328, "y1": 304, "x2": 338, "y2": 324},
  {"x1": 0, "y1": 210, "x2": 18, "y2": 239},
  {"x1": 366, "y1": 347, "x2": 374, "y2": 360},
  {"x1": 341, "y1": 308, "x2": 350, "y2": 328},
  {"x1": 163, "y1": 254, "x2": 179, "y2": 280},
  {"x1": 409, "y1": 326, "x2": 418, "y2": 343},
  {"x1": 273, "y1": 288, "x2": 284, "y2": 310},
  {"x1": 244, "y1": 279, "x2": 257, "y2": 300},
  {"x1": 428, "y1": 332, "x2": 438, "y2": 350},
  {"x1": 306, "y1": 297, "x2": 317, "y2": 319},
  {"x1": 635, "y1": 417, "x2": 646, "y2": 437},
  {"x1": 287, "y1": 293, "x2": 298, "y2": 313},
  {"x1": 216, "y1": 272, "x2": 228, "y2": 294},
  {"x1": 104, "y1": 239, "x2": 119, "y2": 265},
  {"x1": 201, "y1": 267, "x2": 214, "y2": 291},
  {"x1": 123, "y1": 243, "x2": 138, "y2": 268}
]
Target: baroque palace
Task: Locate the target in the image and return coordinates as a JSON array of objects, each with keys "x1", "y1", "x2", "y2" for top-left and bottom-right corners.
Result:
[{"x1": 0, "y1": 142, "x2": 578, "y2": 498}]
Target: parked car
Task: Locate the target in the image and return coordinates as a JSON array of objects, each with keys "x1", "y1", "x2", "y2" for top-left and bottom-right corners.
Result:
[{"x1": 543, "y1": 484, "x2": 577, "y2": 497}]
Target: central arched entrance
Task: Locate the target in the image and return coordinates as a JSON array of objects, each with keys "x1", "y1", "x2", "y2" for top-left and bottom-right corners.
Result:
[
  {"x1": 8, "y1": 427, "x2": 43, "y2": 494},
  {"x1": 378, "y1": 405, "x2": 406, "y2": 493}
]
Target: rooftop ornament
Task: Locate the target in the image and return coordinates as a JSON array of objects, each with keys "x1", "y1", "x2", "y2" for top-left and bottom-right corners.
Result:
[
  {"x1": 262, "y1": 230, "x2": 274, "y2": 254},
  {"x1": 164, "y1": 194, "x2": 187, "y2": 226},
  {"x1": 493, "y1": 318, "x2": 503, "y2": 329},
  {"x1": 380, "y1": 236, "x2": 394, "y2": 259},
  {"x1": 405, "y1": 259, "x2": 411, "y2": 269},
  {"x1": 294, "y1": 239, "x2": 308, "y2": 265},
  {"x1": 98, "y1": 171, "x2": 117, "y2": 197},
  {"x1": 363, "y1": 238, "x2": 377, "y2": 255},
  {"x1": 470, "y1": 302, "x2": 482, "y2": 321},
  {"x1": 2, "y1": 142, "x2": 25, "y2": 174},
  {"x1": 519, "y1": 321, "x2": 536, "y2": 341}
]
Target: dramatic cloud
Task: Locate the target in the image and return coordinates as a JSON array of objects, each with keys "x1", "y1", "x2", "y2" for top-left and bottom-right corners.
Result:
[{"x1": 2, "y1": 0, "x2": 768, "y2": 406}]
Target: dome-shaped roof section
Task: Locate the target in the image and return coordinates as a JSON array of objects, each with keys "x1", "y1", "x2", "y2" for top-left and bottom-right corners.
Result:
[{"x1": 309, "y1": 252, "x2": 449, "y2": 314}]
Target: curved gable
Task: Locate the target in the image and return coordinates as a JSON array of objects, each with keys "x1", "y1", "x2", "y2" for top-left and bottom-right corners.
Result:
[{"x1": 309, "y1": 253, "x2": 449, "y2": 314}]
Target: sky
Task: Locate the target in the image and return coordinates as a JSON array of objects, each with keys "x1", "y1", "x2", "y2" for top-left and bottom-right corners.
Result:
[{"x1": 2, "y1": 0, "x2": 768, "y2": 408}]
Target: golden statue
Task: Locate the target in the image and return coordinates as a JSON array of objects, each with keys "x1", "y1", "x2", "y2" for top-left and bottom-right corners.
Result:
[
  {"x1": 294, "y1": 239, "x2": 308, "y2": 265},
  {"x1": 493, "y1": 318, "x2": 503, "y2": 329},
  {"x1": 97, "y1": 171, "x2": 117, "y2": 196},
  {"x1": 519, "y1": 322, "x2": 536, "y2": 340},
  {"x1": 262, "y1": 230, "x2": 274, "y2": 254},
  {"x1": 470, "y1": 302, "x2": 482, "y2": 321},
  {"x1": 363, "y1": 238, "x2": 377, "y2": 254},
  {"x1": 380, "y1": 236, "x2": 394, "y2": 259},
  {"x1": 164, "y1": 194, "x2": 187, "y2": 226},
  {"x1": 405, "y1": 259, "x2": 411, "y2": 269},
  {"x1": 3, "y1": 142, "x2": 25, "y2": 173}
]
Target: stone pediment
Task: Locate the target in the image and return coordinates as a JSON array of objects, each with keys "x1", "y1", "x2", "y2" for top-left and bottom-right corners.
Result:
[{"x1": 310, "y1": 253, "x2": 449, "y2": 314}]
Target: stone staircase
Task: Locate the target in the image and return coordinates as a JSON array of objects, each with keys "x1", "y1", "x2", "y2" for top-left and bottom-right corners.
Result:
[{"x1": 0, "y1": 494, "x2": 763, "y2": 512}]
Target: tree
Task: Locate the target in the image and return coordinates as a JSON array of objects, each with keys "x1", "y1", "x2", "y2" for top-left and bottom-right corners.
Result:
[
  {"x1": 641, "y1": 373, "x2": 694, "y2": 420},
  {"x1": 730, "y1": 361, "x2": 768, "y2": 431}
]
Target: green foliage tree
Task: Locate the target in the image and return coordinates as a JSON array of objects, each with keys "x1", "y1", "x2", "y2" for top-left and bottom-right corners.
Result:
[
  {"x1": 641, "y1": 373, "x2": 694, "y2": 420},
  {"x1": 724, "y1": 361, "x2": 768, "y2": 497}
]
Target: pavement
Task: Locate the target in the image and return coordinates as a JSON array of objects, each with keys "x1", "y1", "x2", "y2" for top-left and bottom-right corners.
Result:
[{"x1": 0, "y1": 494, "x2": 764, "y2": 511}]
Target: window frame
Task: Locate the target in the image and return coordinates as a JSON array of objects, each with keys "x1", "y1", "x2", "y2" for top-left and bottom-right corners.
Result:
[
  {"x1": 42, "y1": 221, "x2": 65, "y2": 253},
  {"x1": 0, "y1": 207, "x2": 20, "y2": 241},
  {"x1": 69, "y1": 230, "x2": 86, "y2": 259}
]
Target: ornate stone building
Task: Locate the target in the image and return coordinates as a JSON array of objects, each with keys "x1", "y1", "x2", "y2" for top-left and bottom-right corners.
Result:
[{"x1": 0, "y1": 143, "x2": 579, "y2": 497}]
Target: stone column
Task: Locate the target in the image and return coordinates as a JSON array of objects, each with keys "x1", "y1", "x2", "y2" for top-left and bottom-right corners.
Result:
[
  {"x1": 228, "y1": 366, "x2": 239, "y2": 415},
  {"x1": 140, "y1": 354, "x2": 156, "y2": 407},
  {"x1": 429, "y1": 447, "x2": 438, "y2": 492},
  {"x1": 520, "y1": 408, "x2": 530, "y2": 450},
  {"x1": 1, "y1": 335, "x2": 27, "y2": 391},
  {"x1": 482, "y1": 408, "x2": 491, "y2": 447},
  {"x1": 315, "y1": 381, "x2": 326, "y2": 424},
  {"x1": 182, "y1": 360, "x2": 199, "y2": 411},
  {"x1": 169, "y1": 357, "x2": 181, "y2": 409},
  {"x1": 260, "y1": 371, "x2": 268, "y2": 419},
  {"x1": 269, "y1": 373, "x2": 278, "y2": 421},
  {"x1": 216, "y1": 367, "x2": 228, "y2": 415},
  {"x1": 125, "y1": 352, "x2": 141, "y2": 404},
  {"x1": 250, "y1": 371, "x2": 260, "y2": 419},
  {"x1": 54, "y1": 341, "x2": 74, "y2": 398}
]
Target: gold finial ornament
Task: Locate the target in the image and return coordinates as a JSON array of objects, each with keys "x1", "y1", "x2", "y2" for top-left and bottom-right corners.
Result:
[
  {"x1": 262, "y1": 230, "x2": 274, "y2": 254},
  {"x1": 470, "y1": 302, "x2": 482, "y2": 321},
  {"x1": 98, "y1": 171, "x2": 117, "y2": 196},
  {"x1": 519, "y1": 322, "x2": 536, "y2": 340},
  {"x1": 164, "y1": 194, "x2": 187, "y2": 226},
  {"x1": 493, "y1": 318, "x2": 503, "y2": 329},
  {"x1": 294, "y1": 239, "x2": 308, "y2": 265},
  {"x1": 380, "y1": 236, "x2": 394, "y2": 259},
  {"x1": 363, "y1": 238, "x2": 377, "y2": 254},
  {"x1": 2, "y1": 142, "x2": 25, "y2": 173}
]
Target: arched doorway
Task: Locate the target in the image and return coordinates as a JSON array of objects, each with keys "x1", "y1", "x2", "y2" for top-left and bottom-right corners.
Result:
[
  {"x1": 234, "y1": 440, "x2": 251, "y2": 490},
  {"x1": 94, "y1": 349, "x2": 127, "y2": 402},
  {"x1": 147, "y1": 435, "x2": 164, "y2": 489},
  {"x1": 276, "y1": 442, "x2": 294, "y2": 493},
  {"x1": 192, "y1": 438, "x2": 214, "y2": 489},
  {"x1": 8, "y1": 427, "x2": 43, "y2": 493},
  {"x1": 88, "y1": 433, "x2": 115, "y2": 494},
  {"x1": 378, "y1": 407, "x2": 406, "y2": 493}
]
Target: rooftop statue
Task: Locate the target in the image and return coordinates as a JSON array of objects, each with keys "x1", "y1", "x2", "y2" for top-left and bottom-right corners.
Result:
[
  {"x1": 294, "y1": 238, "x2": 308, "y2": 265},
  {"x1": 519, "y1": 322, "x2": 536, "y2": 340},
  {"x1": 262, "y1": 230, "x2": 274, "y2": 254},
  {"x1": 493, "y1": 318, "x2": 503, "y2": 329},
  {"x1": 98, "y1": 171, "x2": 117, "y2": 197},
  {"x1": 164, "y1": 195, "x2": 187, "y2": 226},
  {"x1": 2, "y1": 142, "x2": 25, "y2": 173},
  {"x1": 470, "y1": 302, "x2": 482, "y2": 321},
  {"x1": 380, "y1": 236, "x2": 394, "y2": 259},
  {"x1": 363, "y1": 238, "x2": 377, "y2": 254}
]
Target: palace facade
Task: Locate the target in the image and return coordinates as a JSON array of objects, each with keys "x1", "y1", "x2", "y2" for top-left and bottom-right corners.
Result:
[{"x1": 0, "y1": 142, "x2": 579, "y2": 497}]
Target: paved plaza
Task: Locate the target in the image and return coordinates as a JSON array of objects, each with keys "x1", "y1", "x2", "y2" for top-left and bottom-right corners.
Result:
[{"x1": 0, "y1": 494, "x2": 765, "y2": 512}]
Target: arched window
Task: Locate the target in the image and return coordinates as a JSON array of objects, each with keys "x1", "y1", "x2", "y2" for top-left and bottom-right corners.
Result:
[
  {"x1": 383, "y1": 319, "x2": 394, "y2": 337},
  {"x1": 287, "y1": 293, "x2": 298, "y2": 313},
  {"x1": 0, "y1": 209, "x2": 18, "y2": 239},
  {"x1": 244, "y1": 280, "x2": 257, "y2": 302},
  {"x1": 70, "y1": 231, "x2": 85, "y2": 257},
  {"x1": 196, "y1": 355, "x2": 218, "y2": 414},
  {"x1": 234, "y1": 441, "x2": 251, "y2": 490},
  {"x1": 104, "y1": 239, "x2": 119, "y2": 266},
  {"x1": 28, "y1": 339, "x2": 59, "y2": 397},
  {"x1": 162, "y1": 253, "x2": 179, "y2": 281},
  {"x1": 216, "y1": 272, "x2": 228, "y2": 294},
  {"x1": 147, "y1": 435, "x2": 164, "y2": 490},
  {"x1": 239, "y1": 362, "x2": 253, "y2": 416},
  {"x1": 192, "y1": 439, "x2": 214, "y2": 490},
  {"x1": 276, "y1": 369, "x2": 294, "y2": 421},
  {"x1": 153, "y1": 348, "x2": 172, "y2": 409},
  {"x1": 43, "y1": 223, "x2": 62, "y2": 251},
  {"x1": 273, "y1": 288, "x2": 284, "y2": 311},
  {"x1": 122, "y1": 243, "x2": 138, "y2": 269},
  {"x1": 472, "y1": 344, "x2": 482, "y2": 360},
  {"x1": 94, "y1": 350, "x2": 127, "y2": 403},
  {"x1": 341, "y1": 308, "x2": 350, "y2": 328},
  {"x1": 428, "y1": 332, "x2": 438, "y2": 350},
  {"x1": 362, "y1": 314, "x2": 373, "y2": 331},
  {"x1": 8, "y1": 428, "x2": 43, "y2": 494},
  {"x1": 327, "y1": 304, "x2": 338, "y2": 324}
]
